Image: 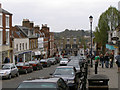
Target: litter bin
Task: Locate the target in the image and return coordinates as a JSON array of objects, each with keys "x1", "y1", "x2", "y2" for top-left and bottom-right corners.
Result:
[{"x1": 88, "y1": 74, "x2": 109, "y2": 90}]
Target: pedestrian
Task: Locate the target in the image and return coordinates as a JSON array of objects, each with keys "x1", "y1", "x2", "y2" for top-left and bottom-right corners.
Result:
[
  {"x1": 100, "y1": 54, "x2": 105, "y2": 68},
  {"x1": 4, "y1": 57, "x2": 10, "y2": 63},
  {"x1": 115, "y1": 52, "x2": 120, "y2": 72},
  {"x1": 94, "y1": 53, "x2": 100, "y2": 74},
  {"x1": 109, "y1": 52, "x2": 114, "y2": 68},
  {"x1": 104, "y1": 53, "x2": 109, "y2": 68},
  {"x1": 19, "y1": 58, "x2": 23, "y2": 62}
]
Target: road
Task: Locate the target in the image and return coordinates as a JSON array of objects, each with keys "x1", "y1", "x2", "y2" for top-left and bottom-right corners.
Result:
[{"x1": 2, "y1": 64, "x2": 59, "y2": 89}]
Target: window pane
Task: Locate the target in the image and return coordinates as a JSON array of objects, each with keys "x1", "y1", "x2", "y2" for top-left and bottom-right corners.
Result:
[
  {"x1": 0, "y1": 14, "x2": 2, "y2": 26},
  {"x1": 6, "y1": 30, "x2": 9, "y2": 45},
  {"x1": 0, "y1": 30, "x2": 2, "y2": 45}
]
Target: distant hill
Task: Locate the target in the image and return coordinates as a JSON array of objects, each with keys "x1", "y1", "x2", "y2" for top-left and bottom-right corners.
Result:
[{"x1": 54, "y1": 29, "x2": 90, "y2": 39}]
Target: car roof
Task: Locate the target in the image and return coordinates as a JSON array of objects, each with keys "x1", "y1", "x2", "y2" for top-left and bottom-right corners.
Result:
[
  {"x1": 2, "y1": 63, "x2": 14, "y2": 65},
  {"x1": 23, "y1": 77, "x2": 60, "y2": 83},
  {"x1": 56, "y1": 66, "x2": 74, "y2": 68}
]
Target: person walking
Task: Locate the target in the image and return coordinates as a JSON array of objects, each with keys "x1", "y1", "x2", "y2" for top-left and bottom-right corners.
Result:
[
  {"x1": 115, "y1": 52, "x2": 120, "y2": 72},
  {"x1": 4, "y1": 57, "x2": 10, "y2": 63},
  {"x1": 94, "y1": 53, "x2": 100, "y2": 74},
  {"x1": 100, "y1": 54, "x2": 105, "y2": 68},
  {"x1": 109, "y1": 52, "x2": 114, "y2": 68},
  {"x1": 104, "y1": 53, "x2": 110, "y2": 68}
]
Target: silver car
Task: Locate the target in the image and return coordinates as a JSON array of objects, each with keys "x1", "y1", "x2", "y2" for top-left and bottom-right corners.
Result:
[{"x1": 0, "y1": 63, "x2": 19, "y2": 79}]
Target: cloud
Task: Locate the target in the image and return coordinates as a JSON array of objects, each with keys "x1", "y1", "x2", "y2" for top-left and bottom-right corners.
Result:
[{"x1": 0, "y1": 0, "x2": 120, "y2": 32}]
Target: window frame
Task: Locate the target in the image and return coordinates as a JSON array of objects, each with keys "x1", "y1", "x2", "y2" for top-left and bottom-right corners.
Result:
[
  {"x1": 0, "y1": 13, "x2": 2, "y2": 27},
  {"x1": 0, "y1": 29, "x2": 3, "y2": 45},
  {"x1": 6, "y1": 15, "x2": 9, "y2": 28},
  {"x1": 6, "y1": 29, "x2": 9, "y2": 45}
]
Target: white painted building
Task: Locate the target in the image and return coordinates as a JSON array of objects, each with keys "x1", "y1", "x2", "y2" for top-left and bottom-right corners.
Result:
[{"x1": 13, "y1": 38, "x2": 31, "y2": 64}]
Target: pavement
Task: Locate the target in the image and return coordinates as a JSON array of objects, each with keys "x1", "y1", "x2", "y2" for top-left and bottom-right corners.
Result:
[{"x1": 87, "y1": 62, "x2": 119, "y2": 90}]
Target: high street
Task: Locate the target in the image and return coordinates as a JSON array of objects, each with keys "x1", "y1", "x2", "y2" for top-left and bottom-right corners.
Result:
[{"x1": 2, "y1": 64, "x2": 59, "y2": 89}]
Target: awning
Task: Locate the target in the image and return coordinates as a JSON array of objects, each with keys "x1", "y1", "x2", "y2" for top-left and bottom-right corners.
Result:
[
  {"x1": 14, "y1": 50, "x2": 32, "y2": 55},
  {"x1": 0, "y1": 45, "x2": 13, "y2": 52}
]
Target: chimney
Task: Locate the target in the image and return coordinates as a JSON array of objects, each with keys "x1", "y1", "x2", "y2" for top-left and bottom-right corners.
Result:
[
  {"x1": 34, "y1": 25, "x2": 40, "y2": 30},
  {"x1": 0, "y1": 3, "x2": 1, "y2": 8},
  {"x1": 30, "y1": 21, "x2": 34, "y2": 28},
  {"x1": 22, "y1": 19, "x2": 30, "y2": 28}
]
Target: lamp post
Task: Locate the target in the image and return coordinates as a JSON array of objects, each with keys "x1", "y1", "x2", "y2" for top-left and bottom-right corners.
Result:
[{"x1": 89, "y1": 15, "x2": 93, "y2": 67}]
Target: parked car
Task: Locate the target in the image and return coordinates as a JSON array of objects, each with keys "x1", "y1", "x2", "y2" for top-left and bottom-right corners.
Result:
[
  {"x1": 16, "y1": 77, "x2": 69, "y2": 90},
  {"x1": 40, "y1": 59, "x2": 51, "y2": 67},
  {"x1": 16, "y1": 62, "x2": 33, "y2": 74},
  {"x1": 67, "y1": 62, "x2": 80, "y2": 72},
  {"x1": 29, "y1": 61, "x2": 43, "y2": 70},
  {"x1": 48, "y1": 57, "x2": 57, "y2": 65},
  {"x1": 51, "y1": 66, "x2": 80, "y2": 90},
  {"x1": 0, "y1": 63, "x2": 19, "y2": 79},
  {"x1": 60, "y1": 58, "x2": 69, "y2": 66}
]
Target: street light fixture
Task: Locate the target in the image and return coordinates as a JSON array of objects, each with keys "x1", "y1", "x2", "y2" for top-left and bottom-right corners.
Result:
[{"x1": 89, "y1": 15, "x2": 93, "y2": 68}]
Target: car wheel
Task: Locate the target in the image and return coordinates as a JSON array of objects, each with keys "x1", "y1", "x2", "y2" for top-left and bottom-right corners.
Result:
[
  {"x1": 16, "y1": 72, "x2": 19, "y2": 77},
  {"x1": 25, "y1": 69, "x2": 27, "y2": 74},
  {"x1": 8, "y1": 74, "x2": 11, "y2": 79}
]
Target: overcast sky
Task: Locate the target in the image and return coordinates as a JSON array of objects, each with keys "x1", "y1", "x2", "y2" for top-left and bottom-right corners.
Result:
[{"x1": 1, "y1": 0, "x2": 120, "y2": 32}]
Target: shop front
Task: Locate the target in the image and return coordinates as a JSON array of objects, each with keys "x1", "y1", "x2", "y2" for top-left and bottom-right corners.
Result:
[
  {"x1": 0, "y1": 46, "x2": 13, "y2": 64},
  {"x1": 14, "y1": 50, "x2": 32, "y2": 64}
]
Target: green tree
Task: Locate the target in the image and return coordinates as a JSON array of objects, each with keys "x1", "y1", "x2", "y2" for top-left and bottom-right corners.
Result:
[{"x1": 94, "y1": 6, "x2": 120, "y2": 53}]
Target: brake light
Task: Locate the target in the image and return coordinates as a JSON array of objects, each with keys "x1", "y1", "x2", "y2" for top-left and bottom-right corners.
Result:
[
  {"x1": 45, "y1": 62, "x2": 47, "y2": 64},
  {"x1": 23, "y1": 67, "x2": 26, "y2": 69},
  {"x1": 33, "y1": 64, "x2": 36, "y2": 66}
]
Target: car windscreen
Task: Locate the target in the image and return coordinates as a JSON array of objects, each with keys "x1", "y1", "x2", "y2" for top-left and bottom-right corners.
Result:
[
  {"x1": 61, "y1": 58, "x2": 68, "y2": 61},
  {"x1": 16, "y1": 63, "x2": 24, "y2": 66},
  {"x1": 2, "y1": 65, "x2": 11, "y2": 69},
  {"x1": 17, "y1": 82, "x2": 57, "y2": 89},
  {"x1": 48, "y1": 58, "x2": 54, "y2": 61},
  {"x1": 54, "y1": 68, "x2": 75, "y2": 75},
  {"x1": 29, "y1": 61, "x2": 36, "y2": 64}
]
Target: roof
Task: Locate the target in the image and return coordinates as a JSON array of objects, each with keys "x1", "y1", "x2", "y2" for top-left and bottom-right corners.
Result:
[
  {"x1": 23, "y1": 77, "x2": 60, "y2": 83},
  {"x1": 15, "y1": 25, "x2": 37, "y2": 38},
  {"x1": 56, "y1": 66, "x2": 74, "y2": 68},
  {"x1": 3, "y1": 63, "x2": 14, "y2": 65},
  {"x1": 0, "y1": 8, "x2": 12, "y2": 15}
]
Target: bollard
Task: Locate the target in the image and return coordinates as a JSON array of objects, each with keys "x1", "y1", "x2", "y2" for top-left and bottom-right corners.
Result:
[{"x1": 95, "y1": 63, "x2": 98, "y2": 74}]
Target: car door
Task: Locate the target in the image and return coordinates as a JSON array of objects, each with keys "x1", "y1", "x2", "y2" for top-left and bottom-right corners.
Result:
[
  {"x1": 57, "y1": 78, "x2": 69, "y2": 90},
  {"x1": 13, "y1": 64, "x2": 18, "y2": 75},
  {"x1": 25, "y1": 63, "x2": 29, "y2": 71},
  {"x1": 11, "y1": 64, "x2": 16, "y2": 76}
]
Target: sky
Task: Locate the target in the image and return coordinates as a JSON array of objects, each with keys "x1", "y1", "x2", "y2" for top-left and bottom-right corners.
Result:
[{"x1": 0, "y1": 0, "x2": 120, "y2": 32}]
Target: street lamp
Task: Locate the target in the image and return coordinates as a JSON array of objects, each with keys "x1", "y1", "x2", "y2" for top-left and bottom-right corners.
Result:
[{"x1": 89, "y1": 15, "x2": 93, "y2": 67}]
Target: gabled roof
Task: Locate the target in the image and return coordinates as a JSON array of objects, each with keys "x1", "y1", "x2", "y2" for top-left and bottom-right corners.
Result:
[
  {"x1": 15, "y1": 25, "x2": 37, "y2": 38},
  {"x1": 0, "y1": 8, "x2": 12, "y2": 15}
]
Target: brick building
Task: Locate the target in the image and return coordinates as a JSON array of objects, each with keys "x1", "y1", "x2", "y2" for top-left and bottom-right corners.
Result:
[{"x1": 0, "y1": 4, "x2": 13, "y2": 63}]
